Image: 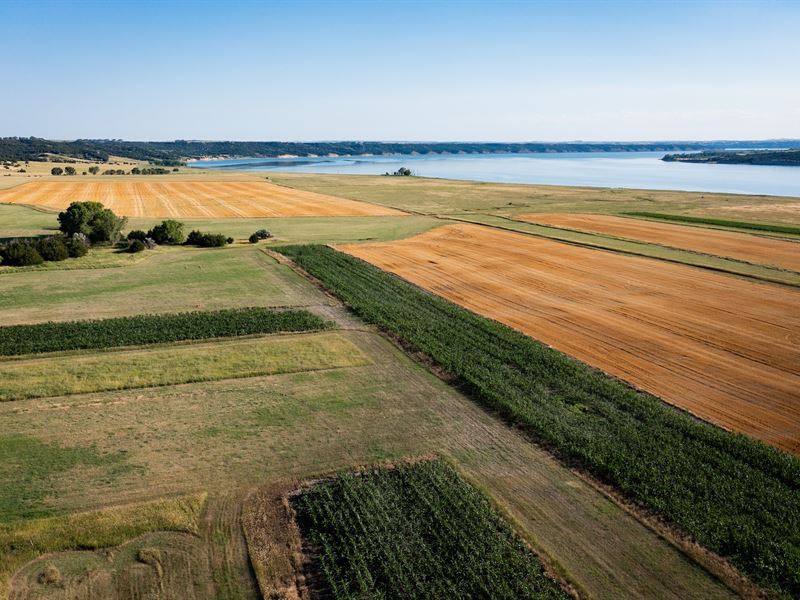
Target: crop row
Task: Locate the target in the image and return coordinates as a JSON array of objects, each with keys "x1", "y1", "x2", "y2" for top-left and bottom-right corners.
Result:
[
  {"x1": 294, "y1": 460, "x2": 567, "y2": 600},
  {"x1": 623, "y1": 211, "x2": 800, "y2": 235},
  {"x1": 277, "y1": 244, "x2": 800, "y2": 598},
  {"x1": 0, "y1": 307, "x2": 330, "y2": 356}
]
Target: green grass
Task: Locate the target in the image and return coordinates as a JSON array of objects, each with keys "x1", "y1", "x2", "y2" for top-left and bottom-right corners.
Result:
[
  {"x1": 0, "y1": 331, "x2": 368, "y2": 401},
  {"x1": 0, "y1": 203, "x2": 59, "y2": 240},
  {"x1": 0, "y1": 245, "x2": 325, "y2": 325},
  {"x1": 0, "y1": 434, "x2": 136, "y2": 520},
  {"x1": 295, "y1": 460, "x2": 567, "y2": 600},
  {"x1": 0, "y1": 307, "x2": 328, "y2": 356},
  {"x1": 623, "y1": 211, "x2": 800, "y2": 235},
  {"x1": 277, "y1": 243, "x2": 800, "y2": 599}
]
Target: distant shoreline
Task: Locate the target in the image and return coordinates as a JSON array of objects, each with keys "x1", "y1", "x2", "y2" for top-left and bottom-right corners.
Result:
[{"x1": 663, "y1": 149, "x2": 800, "y2": 167}]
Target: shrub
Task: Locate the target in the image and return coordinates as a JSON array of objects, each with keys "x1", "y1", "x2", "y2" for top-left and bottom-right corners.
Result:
[
  {"x1": 35, "y1": 236, "x2": 69, "y2": 261},
  {"x1": 65, "y1": 236, "x2": 88, "y2": 258},
  {"x1": 185, "y1": 230, "x2": 229, "y2": 247},
  {"x1": 50, "y1": 167, "x2": 63, "y2": 176},
  {"x1": 88, "y1": 166, "x2": 100, "y2": 175},
  {"x1": 127, "y1": 239, "x2": 146, "y2": 253},
  {"x1": 1, "y1": 240, "x2": 44, "y2": 266},
  {"x1": 253, "y1": 229, "x2": 272, "y2": 240},
  {"x1": 226, "y1": 237, "x2": 234, "y2": 245},
  {"x1": 148, "y1": 220, "x2": 185, "y2": 245},
  {"x1": 248, "y1": 233, "x2": 259, "y2": 244},
  {"x1": 126, "y1": 230, "x2": 148, "y2": 242},
  {"x1": 64, "y1": 166, "x2": 76, "y2": 176}
]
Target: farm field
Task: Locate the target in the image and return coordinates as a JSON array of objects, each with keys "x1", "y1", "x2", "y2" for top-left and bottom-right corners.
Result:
[
  {"x1": 518, "y1": 213, "x2": 800, "y2": 271},
  {"x1": 293, "y1": 460, "x2": 567, "y2": 599},
  {"x1": 0, "y1": 179, "x2": 404, "y2": 218},
  {"x1": 338, "y1": 223, "x2": 800, "y2": 453}
]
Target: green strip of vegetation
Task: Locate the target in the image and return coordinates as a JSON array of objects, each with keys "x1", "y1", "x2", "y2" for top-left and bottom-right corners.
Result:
[
  {"x1": 0, "y1": 307, "x2": 329, "y2": 356},
  {"x1": 277, "y1": 244, "x2": 800, "y2": 599},
  {"x1": 622, "y1": 212, "x2": 800, "y2": 235},
  {"x1": 295, "y1": 460, "x2": 567, "y2": 600}
]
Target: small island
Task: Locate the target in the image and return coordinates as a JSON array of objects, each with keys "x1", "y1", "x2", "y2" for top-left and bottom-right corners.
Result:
[{"x1": 662, "y1": 148, "x2": 800, "y2": 166}]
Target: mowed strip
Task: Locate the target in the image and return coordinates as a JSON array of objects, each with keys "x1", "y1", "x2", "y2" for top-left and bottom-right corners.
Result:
[
  {"x1": 0, "y1": 332, "x2": 368, "y2": 401},
  {"x1": 0, "y1": 180, "x2": 404, "y2": 218},
  {"x1": 518, "y1": 213, "x2": 800, "y2": 272},
  {"x1": 339, "y1": 223, "x2": 800, "y2": 453}
]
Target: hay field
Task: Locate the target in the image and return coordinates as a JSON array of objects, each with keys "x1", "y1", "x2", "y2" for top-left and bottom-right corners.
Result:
[
  {"x1": 0, "y1": 179, "x2": 404, "y2": 218},
  {"x1": 519, "y1": 213, "x2": 800, "y2": 272},
  {"x1": 339, "y1": 223, "x2": 800, "y2": 453}
]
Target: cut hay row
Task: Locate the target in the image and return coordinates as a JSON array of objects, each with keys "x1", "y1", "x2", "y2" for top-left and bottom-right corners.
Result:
[
  {"x1": 293, "y1": 460, "x2": 567, "y2": 600},
  {"x1": 338, "y1": 223, "x2": 800, "y2": 454},
  {"x1": 518, "y1": 212, "x2": 800, "y2": 272},
  {"x1": 275, "y1": 242, "x2": 800, "y2": 598},
  {"x1": 0, "y1": 180, "x2": 405, "y2": 218},
  {"x1": 0, "y1": 307, "x2": 329, "y2": 356}
]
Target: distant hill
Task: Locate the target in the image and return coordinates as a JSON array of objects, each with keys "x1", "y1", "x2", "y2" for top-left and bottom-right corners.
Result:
[
  {"x1": 662, "y1": 149, "x2": 800, "y2": 166},
  {"x1": 2, "y1": 137, "x2": 800, "y2": 164}
]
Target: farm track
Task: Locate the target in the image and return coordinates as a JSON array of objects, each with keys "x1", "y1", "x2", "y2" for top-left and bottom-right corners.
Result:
[
  {"x1": 0, "y1": 180, "x2": 405, "y2": 218},
  {"x1": 519, "y1": 213, "x2": 800, "y2": 272},
  {"x1": 339, "y1": 223, "x2": 800, "y2": 454}
]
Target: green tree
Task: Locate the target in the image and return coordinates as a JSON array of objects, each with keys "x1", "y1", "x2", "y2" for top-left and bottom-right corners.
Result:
[
  {"x1": 88, "y1": 166, "x2": 100, "y2": 175},
  {"x1": 58, "y1": 201, "x2": 126, "y2": 243},
  {"x1": 50, "y1": 167, "x2": 63, "y2": 176},
  {"x1": 64, "y1": 166, "x2": 76, "y2": 176},
  {"x1": 88, "y1": 209, "x2": 127, "y2": 243},
  {"x1": 0, "y1": 240, "x2": 44, "y2": 266},
  {"x1": 148, "y1": 220, "x2": 185, "y2": 245}
]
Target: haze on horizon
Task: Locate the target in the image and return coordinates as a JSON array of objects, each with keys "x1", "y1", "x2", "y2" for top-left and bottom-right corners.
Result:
[{"x1": 1, "y1": 0, "x2": 798, "y2": 142}]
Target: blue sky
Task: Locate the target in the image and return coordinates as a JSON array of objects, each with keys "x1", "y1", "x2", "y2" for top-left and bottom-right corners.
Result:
[{"x1": 1, "y1": 0, "x2": 798, "y2": 141}]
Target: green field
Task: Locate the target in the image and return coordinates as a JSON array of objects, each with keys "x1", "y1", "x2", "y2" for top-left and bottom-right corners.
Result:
[{"x1": 294, "y1": 460, "x2": 567, "y2": 599}]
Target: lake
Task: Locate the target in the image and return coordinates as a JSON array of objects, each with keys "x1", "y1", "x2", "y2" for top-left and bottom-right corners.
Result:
[{"x1": 189, "y1": 151, "x2": 800, "y2": 197}]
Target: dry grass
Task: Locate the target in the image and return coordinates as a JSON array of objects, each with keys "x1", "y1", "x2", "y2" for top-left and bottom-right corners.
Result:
[
  {"x1": 339, "y1": 223, "x2": 800, "y2": 453},
  {"x1": 0, "y1": 179, "x2": 405, "y2": 218}
]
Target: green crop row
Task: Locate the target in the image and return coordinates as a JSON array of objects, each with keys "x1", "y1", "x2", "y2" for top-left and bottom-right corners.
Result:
[
  {"x1": 623, "y1": 212, "x2": 800, "y2": 235},
  {"x1": 277, "y1": 244, "x2": 800, "y2": 599},
  {"x1": 0, "y1": 307, "x2": 330, "y2": 356},
  {"x1": 295, "y1": 460, "x2": 567, "y2": 600}
]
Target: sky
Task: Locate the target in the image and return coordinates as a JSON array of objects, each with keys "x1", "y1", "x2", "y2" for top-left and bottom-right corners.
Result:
[{"x1": 0, "y1": 0, "x2": 798, "y2": 142}]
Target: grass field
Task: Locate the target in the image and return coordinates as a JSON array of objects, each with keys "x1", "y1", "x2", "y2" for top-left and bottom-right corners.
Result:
[
  {"x1": 518, "y1": 213, "x2": 800, "y2": 272},
  {"x1": 0, "y1": 179, "x2": 404, "y2": 217},
  {"x1": 293, "y1": 460, "x2": 567, "y2": 599},
  {"x1": 0, "y1": 332, "x2": 366, "y2": 401},
  {"x1": 269, "y1": 171, "x2": 800, "y2": 225}
]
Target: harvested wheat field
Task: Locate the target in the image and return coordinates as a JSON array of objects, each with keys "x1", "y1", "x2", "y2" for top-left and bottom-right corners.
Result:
[
  {"x1": 0, "y1": 180, "x2": 404, "y2": 218},
  {"x1": 339, "y1": 223, "x2": 800, "y2": 453},
  {"x1": 519, "y1": 213, "x2": 800, "y2": 272}
]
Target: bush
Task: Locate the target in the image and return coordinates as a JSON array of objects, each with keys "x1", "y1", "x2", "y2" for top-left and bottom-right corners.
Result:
[
  {"x1": 58, "y1": 201, "x2": 127, "y2": 243},
  {"x1": 35, "y1": 236, "x2": 69, "y2": 261},
  {"x1": 253, "y1": 229, "x2": 272, "y2": 240},
  {"x1": 185, "y1": 230, "x2": 229, "y2": 247},
  {"x1": 64, "y1": 166, "x2": 76, "y2": 176},
  {"x1": 127, "y1": 239, "x2": 146, "y2": 253},
  {"x1": 147, "y1": 220, "x2": 185, "y2": 245},
  {"x1": 0, "y1": 240, "x2": 44, "y2": 266},
  {"x1": 249, "y1": 233, "x2": 259, "y2": 244},
  {"x1": 126, "y1": 230, "x2": 148, "y2": 242},
  {"x1": 65, "y1": 236, "x2": 88, "y2": 258},
  {"x1": 50, "y1": 167, "x2": 63, "y2": 176}
]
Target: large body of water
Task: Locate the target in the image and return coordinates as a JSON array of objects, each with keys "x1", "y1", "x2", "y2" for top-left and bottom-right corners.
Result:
[{"x1": 190, "y1": 151, "x2": 800, "y2": 197}]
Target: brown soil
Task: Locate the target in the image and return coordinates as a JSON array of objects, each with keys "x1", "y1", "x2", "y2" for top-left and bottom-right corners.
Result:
[
  {"x1": 339, "y1": 223, "x2": 800, "y2": 454},
  {"x1": 0, "y1": 180, "x2": 404, "y2": 218},
  {"x1": 519, "y1": 213, "x2": 800, "y2": 271}
]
